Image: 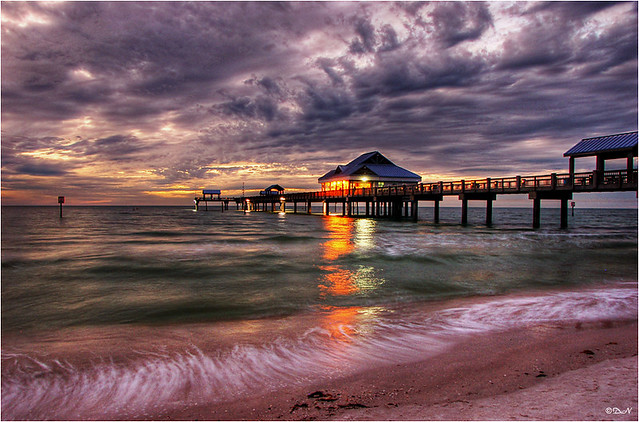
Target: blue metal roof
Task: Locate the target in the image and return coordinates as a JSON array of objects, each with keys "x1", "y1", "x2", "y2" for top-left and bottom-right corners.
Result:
[
  {"x1": 564, "y1": 131, "x2": 638, "y2": 156},
  {"x1": 318, "y1": 151, "x2": 421, "y2": 182},
  {"x1": 364, "y1": 164, "x2": 421, "y2": 179}
]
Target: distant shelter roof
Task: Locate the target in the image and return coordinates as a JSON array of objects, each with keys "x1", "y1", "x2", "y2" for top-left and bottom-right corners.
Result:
[
  {"x1": 264, "y1": 184, "x2": 285, "y2": 192},
  {"x1": 564, "y1": 131, "x2": 638, "y2": 158},
  {"x1": 318, "y1": 151, "x2": 421, "y2": 183}
]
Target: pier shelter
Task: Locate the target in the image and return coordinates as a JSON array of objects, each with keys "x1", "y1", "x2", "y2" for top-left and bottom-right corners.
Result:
[
  {"x1": 260, "y1": 184, "x2": 285, "y2": 195},
  {"x1": 195, "y1": 189, "x2": 229, "y2": 211},
  {"x1": 319, "y1": 151, "x2": 421, "y2": 192},
  {"x1": 564, "y1": 131, "x2": 637, "y2": 186}
]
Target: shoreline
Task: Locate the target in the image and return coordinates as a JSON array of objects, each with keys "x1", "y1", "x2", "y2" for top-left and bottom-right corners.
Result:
[
  {"x1": 159, "y1": 320, "x2": 637, "y2": 421},
  {"x1": 2, "y1": 285, "x2": 637, "y2": 421}
]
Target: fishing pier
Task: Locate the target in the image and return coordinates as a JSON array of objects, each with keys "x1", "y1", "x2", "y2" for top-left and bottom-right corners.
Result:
[{"x1": 195, "y1": 132, "x2": 638, "y2": 228}]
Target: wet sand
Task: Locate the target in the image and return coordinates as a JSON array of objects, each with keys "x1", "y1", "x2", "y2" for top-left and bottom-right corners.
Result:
[{"x1": 163, "y1": 320, "x2": 637, "y2": 421}]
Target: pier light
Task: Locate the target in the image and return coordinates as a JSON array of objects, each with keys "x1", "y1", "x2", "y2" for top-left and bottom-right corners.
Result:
[{"x1": 280, "y1": 197, "x2": 286, "y2": 201}]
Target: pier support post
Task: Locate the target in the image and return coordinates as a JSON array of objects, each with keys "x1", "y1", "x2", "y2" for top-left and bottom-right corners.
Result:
[
  {"x1": 461, "y1": 198, "x2": 468, "y2": 226},
  {"x1": 532, "y1": 198, "x2": 541, "y2": 229},
  {"x1": 459, "y1": 193, "x2": 497, "y2": 226},
  {"x1": 366, "y1": 201, "x2": 370, "y2": 216},
  {"x1": 434, "y1": 200, "x2": 440, "y2": 223},
  {"x1": 486, "y1": 198, "x2": 493, "y2": 227},
  {"x1": 307, "y1": 201, "x2": 312, "y2": 214},
  {"x1": 411, "y1": 199, "x2": 418, "y2": 222},
  {"x1": 529, "y1": 191, "x2": 572, "y2": 229},
  {"x1": 560, "y1": 197, "x2": 568, "y2": 229},
  {"x1": 323, "y1": 202, "x2": 329, "y2": 215},
  {"x1": 293, "y1": 202, "x2": 297, "y2": 213},
  {"x1": 391, "y1": 200, "x2": 402, "y2": 219}
]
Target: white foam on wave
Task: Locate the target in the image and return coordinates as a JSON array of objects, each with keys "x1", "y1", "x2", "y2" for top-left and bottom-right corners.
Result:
[{"x1": 2, "y1": 286, "x2": 636, "y2": 420}]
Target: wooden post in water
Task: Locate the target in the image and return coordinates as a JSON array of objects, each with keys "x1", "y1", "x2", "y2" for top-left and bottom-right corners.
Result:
[
  {"x1": 461, "y1": 198, "x2": 468, "y2": 225},
  {"x1": 532, "y1": 197, "x2": 541, "y2": 229},
  {"x1": 486, "y1": 198, "x2": 493, "y2": 227},
  {"x1": 58, "y1": 196, "x2": 65, "y2": 218},
  {"x1": 560, "y1": 197, "x2": 568, "y2": 229}
]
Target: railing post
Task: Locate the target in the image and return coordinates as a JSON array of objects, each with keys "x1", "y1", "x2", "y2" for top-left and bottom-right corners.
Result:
[
  {"x1": 551, "y1": 173, "x2": 557, "y2": 190},
  {"x1": 516, "y1": 176, "x2": 521, "y2": 191},
  {"x1": 487, "y1": 177, "x2": 491, "y2": 192}
]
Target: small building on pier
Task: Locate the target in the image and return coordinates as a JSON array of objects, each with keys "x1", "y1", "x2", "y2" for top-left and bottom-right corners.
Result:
[
  {"x1": 260, "y1": 184, "x2": 285, "y2": 195},
  {"x1": 564, "y1": 131, "x2": 637, "y2": 178},
  {"x1": 201, "y1": 189, "x2": 221, "y2": 200},
  {"x1": 319, "y1": 151, "x2": 421, "y2": 191}
]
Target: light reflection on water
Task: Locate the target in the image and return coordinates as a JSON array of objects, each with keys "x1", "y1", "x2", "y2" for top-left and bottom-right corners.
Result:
[
  {"x1": 318, "y1": 216, "x2": 384, "y2": 298},
  {"x1": 317, "y1": 217, "x2": 386, "y2": 345}
]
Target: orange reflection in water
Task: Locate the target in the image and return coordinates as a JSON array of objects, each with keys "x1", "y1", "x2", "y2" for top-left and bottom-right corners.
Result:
[
  {"x1": 319, "y1": 217, "x2": 358, "y2": 297},
  {"x1": 319, "y1": 266, "x2": 359, "y2": 296},
  {"x1": 318, "y1": 217, "x2": 361, "y2": 344},
  {"x1": 321, "y1": 217, "x2": 354, "y2": 261},
  {"x1": 320, "y1": 306, "x2": 360, "y2": 341},
  {"x1": 317, "y1": 218, "x2": 385, "y2": 345}
]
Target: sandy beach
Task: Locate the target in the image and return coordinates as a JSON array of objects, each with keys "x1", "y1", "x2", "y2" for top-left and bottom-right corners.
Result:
[{"x1": 161, "y1": 320, "x2": 637, "y2": 421}]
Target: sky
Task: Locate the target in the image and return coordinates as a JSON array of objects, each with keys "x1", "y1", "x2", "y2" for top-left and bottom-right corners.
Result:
[{"x1": 1, "y1": 1, "x2": 637, "y2": 206}]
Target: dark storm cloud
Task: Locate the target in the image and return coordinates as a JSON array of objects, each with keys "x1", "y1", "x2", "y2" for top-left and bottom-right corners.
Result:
[
  {"x1": 1, "y1": 2, "x2": 637, "y2": 203},
  {"x1": 429, "y1": 2, "x2": 494, "y2": 48},
  {"x1": 218, "y1": 95, "x2": 280, "y2": 121},
  {"x1": 15, "y1": 162, "x2": 68, "y2": 177},
  {"x1": 349, "y1": 18, "x2": 378, "y2": 54}
]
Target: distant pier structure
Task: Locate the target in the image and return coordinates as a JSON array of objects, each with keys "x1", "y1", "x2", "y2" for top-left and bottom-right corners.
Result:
[
  {"x1": 207, "y1": 132, "x2": 638, "y2": 228},
  {"x1": 194, "y1": 189, "x2": 230, "y2": 211}
]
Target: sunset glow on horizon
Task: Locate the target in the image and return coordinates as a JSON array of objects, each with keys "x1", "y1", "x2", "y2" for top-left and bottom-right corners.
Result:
[{"x1": 2, "y1": 2, "x2": 637, "y2": 206}]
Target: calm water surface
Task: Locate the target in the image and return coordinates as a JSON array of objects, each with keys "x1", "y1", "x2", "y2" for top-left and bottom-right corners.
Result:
[{"x1": 2, "y1": 206, "x2": 637, "y2": 419}]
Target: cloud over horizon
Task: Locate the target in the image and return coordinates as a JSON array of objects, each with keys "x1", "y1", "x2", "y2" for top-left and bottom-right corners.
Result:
[{"x1": 2, "y1": 1, "x2": 637, "y2": 205}]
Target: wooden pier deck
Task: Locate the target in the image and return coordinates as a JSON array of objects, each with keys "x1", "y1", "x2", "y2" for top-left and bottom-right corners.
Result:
[{"x1": 218, "y1": 169, "x2": 637, "y2": 228}]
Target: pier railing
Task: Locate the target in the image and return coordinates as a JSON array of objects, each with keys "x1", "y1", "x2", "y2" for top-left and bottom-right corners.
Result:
[
  {"x1": 225, "y1": 168, "x2": 636, "y2": 228},
  {"x1": 277, "y1": 169, "x2": 636, "y2": 202}
]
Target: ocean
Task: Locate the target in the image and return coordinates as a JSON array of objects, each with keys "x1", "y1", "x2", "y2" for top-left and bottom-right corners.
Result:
[{"x1": 2, "y1": 205, "x2": 637, "y2": 419}]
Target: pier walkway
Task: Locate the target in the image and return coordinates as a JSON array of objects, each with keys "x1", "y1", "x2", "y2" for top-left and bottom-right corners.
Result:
[{"x1": 220, "y1": 169, "x2": 637, "y2": 228}]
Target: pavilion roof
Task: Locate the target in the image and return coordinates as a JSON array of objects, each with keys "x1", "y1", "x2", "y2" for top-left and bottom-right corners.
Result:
[
  {"x1": 318, "y1": 151, "x2": 421, "y2": 183},
  {"x1": 564, "y1": 131, "x2": 637, "y2": 157}
]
